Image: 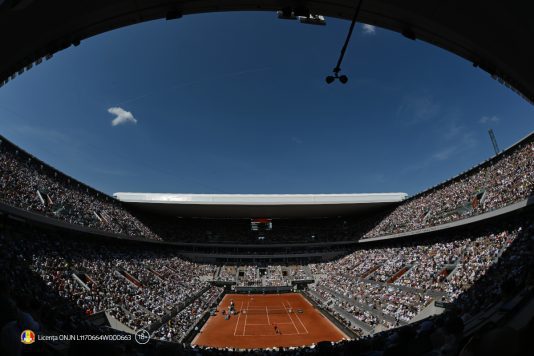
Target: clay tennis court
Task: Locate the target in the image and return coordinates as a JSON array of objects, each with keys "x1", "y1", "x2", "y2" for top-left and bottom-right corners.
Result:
[{"x1": 192, "y1": 293, "x2": 348, "y2": 349}]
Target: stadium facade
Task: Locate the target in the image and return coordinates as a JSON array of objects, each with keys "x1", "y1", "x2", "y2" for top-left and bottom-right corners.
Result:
[
  {"x1": 2, "y1": 1, "x2": 534, "y2": 106},
  {"x1": 113, "y1": 192, "x2": 407, "y2": 218}
]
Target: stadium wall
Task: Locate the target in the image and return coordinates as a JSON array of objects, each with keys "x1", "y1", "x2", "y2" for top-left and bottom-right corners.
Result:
[
  {"x1": 1, "y1": 194, "x2": 532, "y2": 253},
  {"x1": 361, "y1": 195, "x2": 534, "y2": 243}
]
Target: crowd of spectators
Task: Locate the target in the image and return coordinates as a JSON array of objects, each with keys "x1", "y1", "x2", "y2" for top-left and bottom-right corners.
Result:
[
  {"x1": 218, "y1": 264, "x2": 310, "y2": 287},
  {"x1": 307, "y1": 218, "x2": 533, "y2": 337},
  {"x1": 0, "y1": 137, "x2": 160, "y2": 240},
  {"x1": 0, "y1": 227, "x2": 216, "y2": 335},
  {"x1": 0, "y1": 214, "x2": 532, "y2": 355},
  {"x1": 237, "y1": 265, "x2": 259, "y2": 286},
  {"x1": 1, "y1": 131, "x2": 534, "y2": 355},
  {"x1": 289, "y1": 265, "x2": 310, "y2": 280},
  {"x1": 362, "y1": 135, "x2": 534, "y2": 238},
  {"x1": 310, "y1": 286, "x2": 379, "y2": 336},
  {"x1": 218, "y1": 266, "x2": 237, "y2": 281},
  {"x1": 263, "y1": 265, "x2": 285, "y2": 287},
  {"x1": 21, "y1": 215, "x2": 516, "y2": 339},
  {"x1": 2, "y1": 133, "x2": 532, "y2": 246},
  {"x1": 153, "y1": 286, "x2": 223, "y2": 342},
  {"x1": 311, "y1": 276, "x2": 432, "y2": 327},
  {"x1": 235, "y1": 265, "x2": 289, "y2": 287}
]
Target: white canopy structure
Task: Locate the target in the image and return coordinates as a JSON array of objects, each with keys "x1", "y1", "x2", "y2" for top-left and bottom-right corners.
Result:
[{"x1": 113, "y1": 192, "x2": 407, "y2": 218}]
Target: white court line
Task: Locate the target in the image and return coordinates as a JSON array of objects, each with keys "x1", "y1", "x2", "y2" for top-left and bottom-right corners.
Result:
[
  {"x1": 242, "y1": 299, "x2": 250, "y2": 336},
  {"x1": 288, "y1": 301, "x2": 309, "y2": 334},
  {"x1": 265, "y1": 306, "x2": 271, "y2": 326},
  {"x1": 282, "y1": 301, "x2": 301, "y2": 335},
  {"x1": 233, "y1": 301, "x2": 244, "y2": 336}
]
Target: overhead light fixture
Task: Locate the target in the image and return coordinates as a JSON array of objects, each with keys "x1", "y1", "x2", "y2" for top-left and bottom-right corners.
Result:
[
  {"x1": 325, "y1": 74, "x2": 348, "y2": 84},
  {"x1": 278, "y1": 8, "x2": 325, "y2": 25},
  {"x1": 325, "y1": 0, "x2": 364, "y2": 85},
  {"x1": 298, "y1": 14, "x2": 326, "y2": 26}
]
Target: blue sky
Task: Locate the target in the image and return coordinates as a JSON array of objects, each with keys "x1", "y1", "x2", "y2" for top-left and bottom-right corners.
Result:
[{"x1": 0, "y1": 12, "x2": 533, "y2": 196}]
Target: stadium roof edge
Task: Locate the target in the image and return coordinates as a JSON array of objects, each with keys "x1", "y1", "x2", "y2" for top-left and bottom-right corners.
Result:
[
  {"x1": 113, "y1": 192, "x2": 407, "y2": 205},
  {"x1": 113, "y1": 192, "x2": 407, "y2": 218},
  {"x1": 2, "y1": 1, "x2": 534, "y2": 105}
]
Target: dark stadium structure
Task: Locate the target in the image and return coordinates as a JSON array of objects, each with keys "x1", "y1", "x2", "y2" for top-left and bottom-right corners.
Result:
[
  {"x1": 1, "y1": 2, "x2": 534, "y2": 355},
  {"x1": 1, "y1": 1, "x2": 534, "y2": 105}
]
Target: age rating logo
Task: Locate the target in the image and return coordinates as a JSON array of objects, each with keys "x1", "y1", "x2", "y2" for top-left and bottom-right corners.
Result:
[
  {"x1": 20, "y1": 330, "x2": 36, "y2": 345},
  {"x1": 135, "y1": 329, "x2": 150, "y2": 345}
]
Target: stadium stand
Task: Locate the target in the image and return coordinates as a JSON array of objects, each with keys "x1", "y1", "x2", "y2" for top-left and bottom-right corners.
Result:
[
  {"x1": 0, "y1": 132, "x2": 533, "y2": 355},
  {"x1": 362, "y1": 134, "x2": 534, "y2": 238},
  {"x1": 0, "y1": 209, "x2": 532, "y2": 354},
  {"x1": 309, "y1": 217, "x2": 532, "y2": 332},
  {"x1": 0, "y1": 136, "x2": 159, "y2": 240},
  {"x1": 1, "y1": 133, "x2": 532, "y2": 244}
]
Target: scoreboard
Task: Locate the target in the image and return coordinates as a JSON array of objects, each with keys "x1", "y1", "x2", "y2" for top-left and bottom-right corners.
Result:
[{"x1": 251, "y1": 218, "x2": 272, "y2": 231}]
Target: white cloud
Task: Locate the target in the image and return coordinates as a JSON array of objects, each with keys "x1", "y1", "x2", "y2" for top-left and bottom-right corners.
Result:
[
  {"x1": 362, "y1": 24, "x2": 376, "y2": 35},
  {"x1": 479, "y1": 115, "x2": 500, "y2": 124},
  {"x1": 108, "y1": 107, "x2": 137, "y2": 126}
]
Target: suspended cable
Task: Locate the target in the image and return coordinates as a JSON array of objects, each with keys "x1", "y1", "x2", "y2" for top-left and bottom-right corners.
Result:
[{"x1": 326, "y1": 0, "x2": 364, "y2": 84}]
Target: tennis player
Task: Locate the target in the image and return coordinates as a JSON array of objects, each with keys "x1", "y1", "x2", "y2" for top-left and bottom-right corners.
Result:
[{"x1": 273, "y1": 323, "x2": 280, "y2": 335}]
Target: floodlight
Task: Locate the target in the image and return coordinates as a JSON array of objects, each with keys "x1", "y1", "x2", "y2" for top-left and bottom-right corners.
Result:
[
  {"x1": 324, "y1": 0, "x2": 364, "y2": 85},
  {"x1": 298, "y1": 15, "x2": 326, "y2": 26}
]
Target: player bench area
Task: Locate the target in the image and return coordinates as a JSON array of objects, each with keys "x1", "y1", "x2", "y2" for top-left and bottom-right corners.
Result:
[{"x1": 192, "y1": 293, "x2": 348, "y2": 349}]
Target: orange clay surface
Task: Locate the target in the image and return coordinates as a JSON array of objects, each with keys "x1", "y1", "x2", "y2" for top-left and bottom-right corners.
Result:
[{"x1": 192, "y1": 293, "x2": 348, "y2": 349}]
